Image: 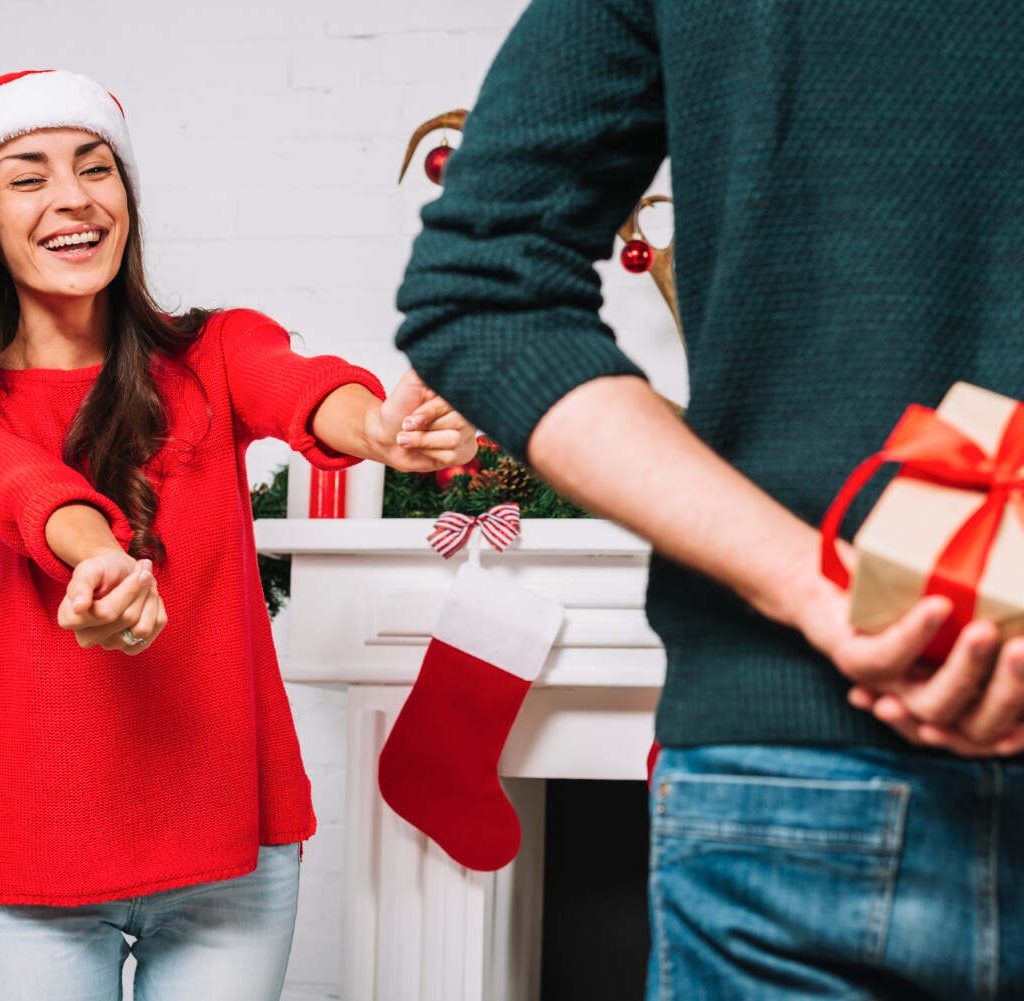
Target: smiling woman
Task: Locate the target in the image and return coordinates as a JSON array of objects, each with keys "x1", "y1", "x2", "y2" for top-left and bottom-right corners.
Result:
[
  {"x1": 3, "y1": 135, "x2": 123, "y2": 275},
  {"x1": 0, "y1": 72, "x2": 216, "y2": 564},
  {"x1": 0, "y1": 69, "x2": 477, "y2": 1001},
  {"x1": 9, "y1": 152, "x2": 115, "y2": 284}
]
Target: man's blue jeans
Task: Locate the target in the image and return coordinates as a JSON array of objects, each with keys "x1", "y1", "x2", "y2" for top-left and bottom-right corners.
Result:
[
  {"x1": 647, "y1": 745, "x2": 1024, "y2": 1000},
  {"x1": 0, "y1": 842, "x2": 300, "y2": 1001}
]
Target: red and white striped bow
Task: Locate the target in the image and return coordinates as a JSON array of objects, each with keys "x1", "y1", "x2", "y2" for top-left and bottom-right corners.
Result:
[{"x1": 427, "y1": 503, "x2": 521, "y2": 559}]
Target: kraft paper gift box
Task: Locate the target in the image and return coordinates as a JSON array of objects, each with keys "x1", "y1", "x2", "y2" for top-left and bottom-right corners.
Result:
[{"x1": 821, "y1": 382, "x2": 1024, "y2": 658}]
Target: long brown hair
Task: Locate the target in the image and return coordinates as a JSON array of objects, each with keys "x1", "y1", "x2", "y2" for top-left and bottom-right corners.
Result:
[{"x1": 0, "y1": 152, "x2": 216, "y2": 563}]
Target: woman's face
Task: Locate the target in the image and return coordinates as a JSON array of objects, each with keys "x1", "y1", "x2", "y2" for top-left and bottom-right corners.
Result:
[{"x1": 0, "y1": 127, "x2": 129, "y2": 303}]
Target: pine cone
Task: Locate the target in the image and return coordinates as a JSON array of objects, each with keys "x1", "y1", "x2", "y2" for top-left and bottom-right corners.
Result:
[
  {"x1": 495, "y1": 457, "x2": 536, "y2": 500},
  {"x1": 469, "y1": 469, "x2": 501, "y2": 491}
]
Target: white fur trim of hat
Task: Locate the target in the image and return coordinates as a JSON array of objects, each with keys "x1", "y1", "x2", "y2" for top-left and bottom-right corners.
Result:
[{"x1": 0, "y1": 69, "x2": 139, "y2": 197}]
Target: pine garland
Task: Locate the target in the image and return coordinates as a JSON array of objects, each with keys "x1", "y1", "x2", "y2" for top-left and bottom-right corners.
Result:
[
  {"x1": 250, "y1": 463, "x2": 291, "y2": 620},
  {"x1": 382, "y1": 441, "x2": 589, "y2": 518}
]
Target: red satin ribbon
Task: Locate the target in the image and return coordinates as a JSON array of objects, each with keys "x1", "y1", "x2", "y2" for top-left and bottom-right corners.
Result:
[{"x1": 820, "y1": 401, "x2": 1024, "y2": 661}]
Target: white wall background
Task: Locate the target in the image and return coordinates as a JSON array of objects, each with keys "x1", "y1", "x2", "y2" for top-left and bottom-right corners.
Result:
[{"x1": 4, "y1": 2, "x2": 686, "y2": 998}]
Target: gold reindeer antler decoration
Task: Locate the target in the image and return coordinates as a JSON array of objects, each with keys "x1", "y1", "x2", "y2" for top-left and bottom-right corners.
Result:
[
  {"x1": 398, "y1": 109, "x2": 469, "y2": 184},
  {"x1": 618, "y1": 195, "x2": 683, "y2": 346},
  {"x1": 618, "y1": 195, "x2": 686, "y2": 414},
  {"x1": 400, "y1": 111, "x2": 686, "y2": 413}
]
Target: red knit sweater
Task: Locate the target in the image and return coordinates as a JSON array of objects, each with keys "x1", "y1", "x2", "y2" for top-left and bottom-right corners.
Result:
[{"x1": 0, "y1": 308, "x2": 384, "y2": 906}]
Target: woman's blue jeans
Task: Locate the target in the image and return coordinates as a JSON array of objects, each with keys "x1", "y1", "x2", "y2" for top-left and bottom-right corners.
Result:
[
  {"x1": 647, "y1": 745, "x2": 1024, "y2": 1000},
  {"x1": 0, "y1": 842, "x2": 300, "y2": 1001}
]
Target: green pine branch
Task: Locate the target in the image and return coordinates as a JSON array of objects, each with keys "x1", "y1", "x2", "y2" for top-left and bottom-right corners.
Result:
[
  {"x1": 250, "y1": 463, "x2": 291, "y2": 620},
  {"x1": 382, "y1": 443, "x2": 588, "y2": 518}
]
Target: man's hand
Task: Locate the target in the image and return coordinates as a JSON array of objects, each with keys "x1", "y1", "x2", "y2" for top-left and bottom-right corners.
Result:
[
  {"x1": 370, "y1": 369, "x2": 478, "y2": 472},
  {"x1": 790, "y1": 546, "x2": 1024, "y2": 756},
  {"x1": 846, "y1": 625, "x2": 1024, "y2": 754}
]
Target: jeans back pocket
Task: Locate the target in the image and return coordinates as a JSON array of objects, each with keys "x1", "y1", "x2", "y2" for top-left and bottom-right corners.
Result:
[{"x1": 648, "y1": 764, "x2": 909, "y2": 998}]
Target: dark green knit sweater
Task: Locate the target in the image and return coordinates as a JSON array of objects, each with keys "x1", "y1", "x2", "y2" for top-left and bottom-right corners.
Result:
[{"x1": 396, "y1": 0, "x2": 1024, "y2": 751}]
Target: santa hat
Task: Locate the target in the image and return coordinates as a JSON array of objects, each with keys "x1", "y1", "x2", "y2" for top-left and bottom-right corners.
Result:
[{"x1": 0, "y1": 70, "x2": 139, "y2": 197}]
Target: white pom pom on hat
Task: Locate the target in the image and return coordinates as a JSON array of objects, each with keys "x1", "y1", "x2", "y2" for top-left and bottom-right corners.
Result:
[{"x1": 0, "y1": 70, "x2": 139, "y2": 197}]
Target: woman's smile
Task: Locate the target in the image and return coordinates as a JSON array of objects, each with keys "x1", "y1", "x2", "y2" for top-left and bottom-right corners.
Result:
[{"x1": 37, "y1": 223, "x2": 109, "y2": 263}]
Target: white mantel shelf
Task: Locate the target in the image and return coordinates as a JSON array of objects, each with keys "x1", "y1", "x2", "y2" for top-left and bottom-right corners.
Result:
[
  {"x1": 254, "y1": 518, "x2": 666, "y2": 690},
  {"x1": 258, "y1": 517, "x2": 662, "y2": 1001},
  {"x1": 254, "y1": 516, "x2": 652, "y2": 557}
]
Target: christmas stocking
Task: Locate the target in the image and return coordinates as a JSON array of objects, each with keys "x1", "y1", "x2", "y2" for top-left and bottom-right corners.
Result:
[{"x1": 378, "y1": 562, "x2": 563, "y2": 871}]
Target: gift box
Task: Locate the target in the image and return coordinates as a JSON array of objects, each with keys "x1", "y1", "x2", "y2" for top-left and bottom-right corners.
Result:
[{"x1": 821, "y1": 382, "x2": 1024, "y2": 661}]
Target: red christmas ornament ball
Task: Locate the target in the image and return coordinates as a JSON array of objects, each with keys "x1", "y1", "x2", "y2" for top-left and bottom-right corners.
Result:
[
  {"x1": 424, "y1": 144, "x2": 453, "y2": 185},
  {"x1": 435, "y1": 457, "x2": 481, "y2": 490},
  {"x1": 620, "y1": 238, "x2": 654, "y2": 274}
]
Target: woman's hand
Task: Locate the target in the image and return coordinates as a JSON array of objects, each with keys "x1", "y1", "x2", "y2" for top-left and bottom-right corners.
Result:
[
  {"x1": 57, "y1": 550, "x2": 168, "y2": 656},
  {"x1": 369, "y1": 369, "x2": 478, "y2": 472}
]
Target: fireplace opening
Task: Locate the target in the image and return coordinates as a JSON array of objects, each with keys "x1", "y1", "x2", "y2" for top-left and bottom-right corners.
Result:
[{"x1": 540, "y1": 780, "x2": 651, "y2": 1000}]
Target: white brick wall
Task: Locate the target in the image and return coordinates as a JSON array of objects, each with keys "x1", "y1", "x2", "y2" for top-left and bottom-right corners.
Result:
[{"x1": 6, "y1": 2, "x2": 685, "y2": 998}]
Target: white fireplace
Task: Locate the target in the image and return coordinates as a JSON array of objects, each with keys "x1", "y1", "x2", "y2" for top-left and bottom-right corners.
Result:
[{"x1": 255, "y1": 509, "x2": 662, "y2": 1001}]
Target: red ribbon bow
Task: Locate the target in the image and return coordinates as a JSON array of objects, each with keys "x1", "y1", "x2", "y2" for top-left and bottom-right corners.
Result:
[
  {"x1": 427, "y1": 503, "x2": 521, "y2": 559},
  {"x1": 821, "y1": 400, "x2": 1024, "y2": 661}
]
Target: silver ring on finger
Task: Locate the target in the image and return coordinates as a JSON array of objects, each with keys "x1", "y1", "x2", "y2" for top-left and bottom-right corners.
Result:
[{"x1": 121, "y1": 629, "x2": 146, "y2": 647}]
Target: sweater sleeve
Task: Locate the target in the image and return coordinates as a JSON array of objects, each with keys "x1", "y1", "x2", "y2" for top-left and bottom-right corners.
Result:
[
  {"x1": 215, "y1": 309, "x2": 387, "y2": 470},
  {"x1": 0, "y1": 429, "x2": 133, "y2": 582},
  {"x1": 395, "y1": 0, "x2": 665, "y2": 461}
]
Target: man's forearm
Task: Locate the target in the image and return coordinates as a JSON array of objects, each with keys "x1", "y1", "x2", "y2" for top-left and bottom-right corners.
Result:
[
  {"x1": 44, "y1": 504, "x2": 126, "y2": 569},
  {"x1": 526, "y1": 375, "x2": 822, "y2": 630}
]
